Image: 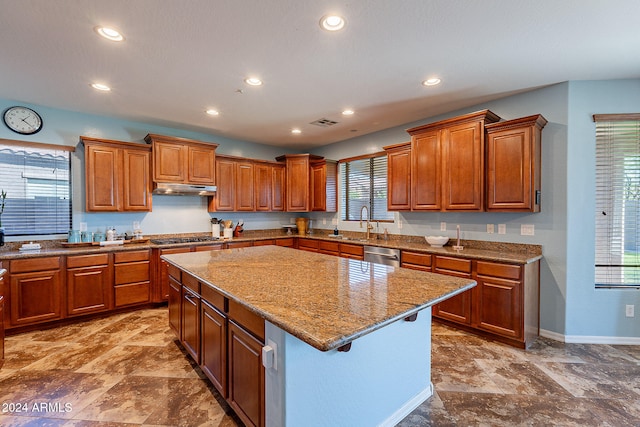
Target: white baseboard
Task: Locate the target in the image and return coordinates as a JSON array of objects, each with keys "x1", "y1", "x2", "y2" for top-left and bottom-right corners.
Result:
[
  {"x1": 540, "y1": 328, "x2": 640, "y2": 345},
  {"x1": 377, "y1": 383, "x2": 434, "y2": 427}
]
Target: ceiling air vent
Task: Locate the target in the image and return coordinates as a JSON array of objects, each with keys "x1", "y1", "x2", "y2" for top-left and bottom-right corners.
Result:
[{"x1": 310, "y1": 118, "x2": 339, "y2": 127}]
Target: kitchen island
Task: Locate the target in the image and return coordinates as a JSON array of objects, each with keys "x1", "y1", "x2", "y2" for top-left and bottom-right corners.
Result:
[{"x1": 163, "y1": 245, "x2": 475, "y2": 427}]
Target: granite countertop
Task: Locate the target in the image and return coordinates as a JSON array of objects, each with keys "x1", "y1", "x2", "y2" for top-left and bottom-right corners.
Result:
[
  {"x1": 0, "y1": 229, "x2": 542, "y2": 264},
  {"x1": 163, "y1": 245, "x2": 476, "y2": 352}
]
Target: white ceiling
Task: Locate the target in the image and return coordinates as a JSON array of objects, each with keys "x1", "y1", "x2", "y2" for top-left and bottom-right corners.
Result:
[{"x1": 1, "y1": 0, "x2": 639, "y2": 149}]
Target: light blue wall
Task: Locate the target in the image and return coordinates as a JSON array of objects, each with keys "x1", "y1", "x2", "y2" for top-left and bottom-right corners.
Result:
[
  {"x1": 0, "y1": 99, "x2": 297, "y2": 238},
  {"x1": 565, "y1": 80, "x2": 640, "y2": 339}
]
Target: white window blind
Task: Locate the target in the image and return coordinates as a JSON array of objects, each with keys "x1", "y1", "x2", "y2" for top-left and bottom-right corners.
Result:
[
  {"x1": 594, "y1": 114, "x2": 640, "y2": 287},
  {"x1": 0, "y1": 140, "x2": 73, "y2": 236},
  {"x1": 339, "y1": 154, "x2": 393, "y2": 221}
]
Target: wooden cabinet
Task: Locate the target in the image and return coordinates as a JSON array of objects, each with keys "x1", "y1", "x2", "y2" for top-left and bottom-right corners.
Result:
[
  {"x1": 209, "y1": 156, "x2": 254, "y2": 212},
  {"x1": 407, "y1": 110, "x2": 500, "y2": 212},
  {"x1": 383, "y1": 142, "x2": 412, "y2": 210},
  {"x1": 201, "y1": 298, "x2": 228, "y2": 398},
  {"x1": 272, "y1": 163, "x2": 286, "y2": 211},
  {"x1": 485, "y1": 114, "x2": 547, "y2": 212},
  {"x1": 254, "y1": 162, "x2": 286, "y2": 212},
  {"x1": 144, "y1": 134, "x2": 218, "y2": 185},
  {"x1": 310, "y1": 159, "x2": 337, "y2": 212},
  {"x1": 401, "y1": 251, "x2": 432, "y2": 272},
  {"x1": 276, "y1": 238, "x2": 295, "y2": 247},
  {"x1": 156, "y1": 247, "x2": 191, "y2": 302},
  {"x1": 8, "y1": 257, "x2": 63, "y2": 326},
  {"x1": 114, "y1": 250, "x2": 150, "y2": 307},
  {"x1": 82, "y1": 137, "x2": 152, "y2": 212},
  {"x1": 66, "y1": 253, "x2": 111, "y2": 316},
  {"x1": 236, "y1": 161, "x2": 255, "y2": 211},
  {"x1": 181, "y1": 275, "x2": 201, "y2": 363},
  {"x1": 318, "y1": 240, "x2": 340, "y2": 256},
  {"x1": 276, "y1": 154, "x2": 337, "y2": 212},
  {"x1": 167, "y1": 267, "x2": 182, "y2": 338},
  {"x1": 297, "y1": 238, "x2": 318, "y2": 252},
  {"x1": 433, "y1": 256, "x2": 473, "y2": 325},
  {"x1": 226, "y1": 241, "x2": 253, "y2": 249},
  {"x1": 339, "y1": 243, "x2": 364, "y2": 260}
]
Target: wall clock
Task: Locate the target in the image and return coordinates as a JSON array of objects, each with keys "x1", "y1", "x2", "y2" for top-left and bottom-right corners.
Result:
[{"x1": 3, "y1": 106, "x2": 43, "y2": 135}]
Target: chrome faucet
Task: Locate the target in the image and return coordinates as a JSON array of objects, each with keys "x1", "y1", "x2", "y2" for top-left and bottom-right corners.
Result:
[{"x1": 360, "y1": 205, "x2": 374, "y2": 240}]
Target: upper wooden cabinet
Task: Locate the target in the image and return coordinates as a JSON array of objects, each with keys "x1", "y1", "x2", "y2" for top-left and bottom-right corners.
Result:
[
  {"x1": 485, "y1": 114, "x2": 547, "y2": 212},
  {"x1": 144, "y1": 134, "x2": 218, "y2": 185},
  {"x1": 81, "y1": 137, "x2": 152, "y2": 212},
  {"x1": 208, "y1": 156, "x2": 254, "y2": 212},
  {"x1": 254, "y1": 161, "x2": 285, "y2": 212},
  {"x1": 275, "y1": 154, "x2": 337, "y2": 212},
  {"x1": 383, "y1": 142, "x2": 412, "y2": 211},
  {"x1": 407, "y1": 110, "x2": 501, "y2": 212}
]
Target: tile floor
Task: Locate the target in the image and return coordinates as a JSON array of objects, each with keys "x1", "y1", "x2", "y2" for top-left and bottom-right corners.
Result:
[{"x1": 0, "y1": 307, "x2": 638, "y2": 426}]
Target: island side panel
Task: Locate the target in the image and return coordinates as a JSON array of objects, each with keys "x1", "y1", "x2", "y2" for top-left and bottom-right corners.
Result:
[{"x1": 265, "y1": 309, "x2": 433, "y2": 427}]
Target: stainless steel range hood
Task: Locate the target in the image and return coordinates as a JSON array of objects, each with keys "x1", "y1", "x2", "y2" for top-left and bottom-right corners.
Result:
[{"x1": 153, "y1": 182, "x2": 217, "y2": 196}]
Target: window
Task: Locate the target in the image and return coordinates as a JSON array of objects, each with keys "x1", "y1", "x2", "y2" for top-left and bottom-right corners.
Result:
[
  {"x1": 594, "y1": 114, "x2": 640, "y2": 288},
  {"x1": 339, "y1": 153, "x2": 393, "y2": 221},
  {"x1": 0, "y1": 139, "x2": 73, "y2": 236}
]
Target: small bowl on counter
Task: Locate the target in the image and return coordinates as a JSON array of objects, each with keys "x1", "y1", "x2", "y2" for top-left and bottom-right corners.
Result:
[{"x1": 425, "y1": 236, "x2": 449, "y2": 248}]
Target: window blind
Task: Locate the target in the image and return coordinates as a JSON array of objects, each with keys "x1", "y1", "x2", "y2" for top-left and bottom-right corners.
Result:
[
  {"x1": 339, "y1": 154, "x2": 393, "y2": 221},
  {"x1": 594, "y1": 114, "x2": 640, "y2": 287},
  {"x1": 0, "y1": 141, "x2": 72, "y2": 236}
]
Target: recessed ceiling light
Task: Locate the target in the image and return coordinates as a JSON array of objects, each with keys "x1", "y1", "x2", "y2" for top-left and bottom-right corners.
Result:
[
  {"x1": 342, "y1": 109, "x2": 355, "y2": 116},
  {"x1": 90, "y1": 83, "x2": 111, "y2": 91},
  {"x1": 291, "y1": 128, "x2": 302, "y2": 135},
  {"x1": 320, "y1": 14, "x2": 346, "y2": 31},
  {"x1": 422, "y1": 78, "x2": 441, "y2": 86},
  {"x1": 206, "y1": 109, "x2": 219, "y2": 116},
  {"x1": 94, "y1": 26, "x2": 124, "y2": 42},
  {"x1": 244, "y1": 77, "x2": 263, "y2": 86}
]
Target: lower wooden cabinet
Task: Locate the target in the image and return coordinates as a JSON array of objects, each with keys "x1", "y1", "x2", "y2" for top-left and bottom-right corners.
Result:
[
  {"x1": 201, "y1": 300, "x2": 227, "y2": 398},
  {"x1": 9, "y1": 257, "x2": 63, "y2": 326},
  {"x1": 66, "y1": 253, "x2": 111, "y2": 316},
  {"x1": 181, "y1": 285, "x2": 200, "y2": 362},
  {"x1": 297, "y1": 238, "x2": 318, "y2": 252},
  {"x1": 433, "y1": 256, "x2": 473, "y2": 325},
  {"x1": 114, "y1": 250, "x2": 150, "y2": 307},
  {"x1": 168, "y1": 275, "x2": 181, "y2": 338},
  {"x1": 228, "y1": 320, "x2": 265, "y2": 427}
]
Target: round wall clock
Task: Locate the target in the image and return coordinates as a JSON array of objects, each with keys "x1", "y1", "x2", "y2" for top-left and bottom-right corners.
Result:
[{"x1": 3, "y1": 106, "x2": 43, "y2": 135}]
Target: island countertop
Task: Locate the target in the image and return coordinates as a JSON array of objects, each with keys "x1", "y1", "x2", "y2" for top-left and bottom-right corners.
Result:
[{"x1": 163, "y1": 245, "x2": 476, "y2": 351}]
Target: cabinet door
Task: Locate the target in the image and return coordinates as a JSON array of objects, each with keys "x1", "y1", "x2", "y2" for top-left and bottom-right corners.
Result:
[
  {"x1": 158, "y1": 247, "x2": 191, "y2": 301},
  {"x1": 310, "y1": 162, "x2": 327, "y2": 211},
  {"x1": 85, "y1": 144, "x2": 120, "y2": 211},
  {"x1": 153, "y1": 141, "x2": 186, "y2": 182},
  {"x1": 411, "y1": 131, "x2": 441, "y2": 210},
  {"x1": 67, "y1": 265, "x2": 111, "y2": 316},
  {"x1": 441, "y1": 120, "x2": 484, "y2": 211},
  {"x1": 10, "y1": 269, "x2": 62, "y2": 326},
  {"x1": 433, "y1": 256, "x2": 472, "y2": 325},
  {"x1": 236, "y1": 161, "x2": 255, "y2": 211},
  {"x1": 486, "y1": 116, "x2": 544, "y2": 212},
  {"x1": 386, "y1": 145, "x2": 411, "y2": 210},
  {"x1": 475, "y1": 275, "x2": 522, "y2": 339},
  {"x1": 181, "y1": 286, "x2": 201, "y2": 363},
  {"x1": 122, "y1": 148, "x2": 152, "y2": 211},
  {"x1": 254, "y1": 163, "x2": 271, "y2": 211},
  {"x1": 271, "y1": 164, "x2": 285, "y2": 211},
  {"x1": 401, "y1": 251, "x2": 432, "y2": 272},
  {"x1": 201, "y1": 300, "x2": 228, "y2": 398},
  {"x1": 213, "y1": 158, "x2": 236, "y2": 211},
  {"x1": 168, "y1": 276, "x2": 181, "y2": 338},
  {"x1": 285, "y1": 156, "x2": 310, "y2": 212},
  {"x1": 228, "y1": 321, "x2": 265, "y2": 427},
  {"x1": 188, "y1": 145, "x2": 216, "y2": 184}
]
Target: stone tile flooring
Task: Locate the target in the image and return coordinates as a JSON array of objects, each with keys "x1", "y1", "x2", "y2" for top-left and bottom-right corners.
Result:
[{"x1": 0, "y1": 307, "x2": 638, "y2": 426}]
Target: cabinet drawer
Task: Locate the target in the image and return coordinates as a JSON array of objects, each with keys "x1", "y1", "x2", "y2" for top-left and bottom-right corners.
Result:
[
  {"x1": 340, "y1": 243, "x2": 364, "y2": 257},
  {"x1": 402, "y1": 251, "x2": 432, "y2": 267},
  {"x1": 434, "y1": 256, "x2": 471, "y2": 274},
  {"x1": 228, "y1": 299, "x2": 264, "y2": 342},
  {"x1": 201, "y1": 284, "x2": 226, "y2": 312},
  {"x1": 477, "y1": 261, "x2": 521, "y2": 280},
  {"x1": 114, "y1": 250, "x2": 149, "y2": 263},
  {"x1": 276, "y1": 238, "x2": 294, "y2": 247},
  {"x1": 226, "y1": 241, "x2": 253, "y2": 249},
  {"x1": 10, "y1": 257, "x2": 61, "y2": 273},
  {"x1": 297, "y1": 238, "x2": 318, "y2": 251},
  {"x1": 67, "y1": 253, "x2": 109, "y2": 268},
  {"x1": 253, "y1": 239, "x2": 275, "y2": 247},
  {"x1": 195, "y1": 244, "x2": 223, "y2": 251},
  {"x1": 318, "y1": 240, "x2": 339, "y2": 253},
  {"x1": 167, "y1": 263, "x2": 181, "y2": 281},
  {"x1": 114, "y1": 282, "x2": 150, "y2": 307},
  {"x1": 182, "y1": 272, "x2": 201, "y2": 294},
  {"x1": 114, "y1": 261, "x2": 149, "y2": 285}
]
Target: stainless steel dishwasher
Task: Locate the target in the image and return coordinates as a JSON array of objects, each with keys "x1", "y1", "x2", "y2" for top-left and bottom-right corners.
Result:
[{"x1": 363, "y1": 245, "x2": 400, "y2": 267}]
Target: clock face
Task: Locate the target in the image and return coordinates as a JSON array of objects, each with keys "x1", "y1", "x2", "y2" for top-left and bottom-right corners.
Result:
[{"x1": 3, "y1": 106, "x2": 43, "y2": 135}]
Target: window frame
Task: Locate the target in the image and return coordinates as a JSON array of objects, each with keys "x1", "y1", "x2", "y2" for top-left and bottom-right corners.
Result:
[
  {"x1": 0, "y1": 138, "x2": 74, "y2": 237},
  {"x1": 339, "y1": 151, "x2": 393, "y2": 223}
]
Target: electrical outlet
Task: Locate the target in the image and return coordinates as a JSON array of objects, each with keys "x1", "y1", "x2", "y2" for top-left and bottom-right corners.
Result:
[
  {"x1": 398, "y1": 219, "x2": 403, "y2": 229},
  {"x1": 440, "y1": 222, "x2": 446, "y2": 231},
  {"x1": 290, "y1": 218, "x2": 295, "y2": 224},
  {"x1": 521, "y1": 224, "x2": 535, "y2": 236},
  {"x1": 79, "y1": 222, "x2": 87, "y2": 232},
  {"x1": 133, "y1": 221, "x2": 140, "y2": 230},
  {"x1": 626, "y1": 305, "x2": 635, "y2": 318},
  {"x1": 487, "y1": 224, "x2": 494, "y2": 234},
  {"x1": 322, "y1": 218, "x2": 326, "y2": 225},
  {"x1": 498, "y1": 224, "x2": 506, "y2": 234}
]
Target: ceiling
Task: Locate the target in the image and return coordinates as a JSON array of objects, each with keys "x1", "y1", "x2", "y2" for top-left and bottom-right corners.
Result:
[{"x1": 1, "y1": 1, "x2": 639, "y2": 150}]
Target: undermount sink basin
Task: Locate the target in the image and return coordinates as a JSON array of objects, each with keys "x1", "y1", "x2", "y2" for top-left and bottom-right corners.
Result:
[{"x1": 342, "y1": 237, "x2": 369, "y2": 242}]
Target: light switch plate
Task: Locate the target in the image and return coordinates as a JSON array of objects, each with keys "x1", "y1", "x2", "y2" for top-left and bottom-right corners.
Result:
[
  {"x1": 498, "y1": 224, "x2": 506, "y2": 234},
  {"x1": 440, "y1": 222, "x2": 446, "y2": 231},
  {"x1": 487, "y1": 224, "x2": 494, "y2": 234},
  {"x1": 521, "y1": 224, "x2": 535, "y2": 236}
]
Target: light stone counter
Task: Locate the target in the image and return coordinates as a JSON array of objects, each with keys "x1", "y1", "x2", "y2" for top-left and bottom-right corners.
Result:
[{"x1": 163, "y1": 245, "x2": 475, "y2": 352}]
